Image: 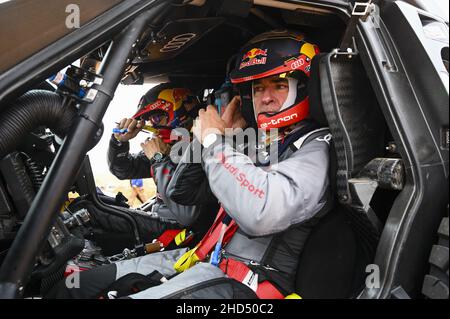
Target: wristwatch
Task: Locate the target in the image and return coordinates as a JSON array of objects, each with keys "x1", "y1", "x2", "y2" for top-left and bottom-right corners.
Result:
[
  {"x1": 152, "y1": 151, "x2": 165, "y2": 163},
  {"x1": 202, "y1": 133, "x2": 218, "y2": 148}
]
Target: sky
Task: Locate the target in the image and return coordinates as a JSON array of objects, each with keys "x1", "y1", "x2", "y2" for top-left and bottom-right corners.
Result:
[{"x1": 87, "y1": 83, "x2": 157, "y2": 177}]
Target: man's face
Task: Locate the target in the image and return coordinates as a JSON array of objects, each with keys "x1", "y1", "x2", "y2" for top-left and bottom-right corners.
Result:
[
  {"x1": 146, "y1": 112, "x2": 169, "y2": 127},
  {"x1": 252, "y1": 75, "x2": 289, "y2": 116}
]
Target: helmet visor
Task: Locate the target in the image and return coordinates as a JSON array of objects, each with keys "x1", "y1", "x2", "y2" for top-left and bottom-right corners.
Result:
[{"x1": 146, "y1": 110, "x2": 169, "y2": 127}]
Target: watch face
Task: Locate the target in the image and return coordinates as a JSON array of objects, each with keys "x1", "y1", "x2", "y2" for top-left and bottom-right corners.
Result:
[{"x1": 153, "y1": 152, "x2": 163, "y2": 162}]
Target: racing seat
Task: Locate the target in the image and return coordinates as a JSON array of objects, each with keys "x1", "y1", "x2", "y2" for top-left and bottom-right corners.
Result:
[{"x1": 295, "y1": 52, "x2": 386, "y2": 298}]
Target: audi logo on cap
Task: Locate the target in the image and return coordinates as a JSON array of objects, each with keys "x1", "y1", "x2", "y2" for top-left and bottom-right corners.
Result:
[{"x1": 289, "y1": 58, "x2": 305, "y2": 70}]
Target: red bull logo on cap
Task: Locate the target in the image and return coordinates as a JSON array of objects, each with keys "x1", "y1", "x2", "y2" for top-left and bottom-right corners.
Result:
[{"x1": 239, "y1": 48, "x2": 268, "y2": 70}]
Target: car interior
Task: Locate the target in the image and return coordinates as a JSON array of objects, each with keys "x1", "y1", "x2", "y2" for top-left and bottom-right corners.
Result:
[{"x1": 0, "y1": 0, "x2": 406, "y2": 298}]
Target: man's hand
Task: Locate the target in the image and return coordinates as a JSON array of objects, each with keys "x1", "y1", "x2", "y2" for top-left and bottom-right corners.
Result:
[
  {"x1": 193, "y1": 105, "x2": 227, "y2": 144},
  {"x1": 221, "y1": 96, "x2": 247, "y2": 130},
  {"x1": 114, "y1": 118, "x2": 143, "y2": 142},
  {"x1": 141, "y1": 136, "x2": 171, "y2": 160}
]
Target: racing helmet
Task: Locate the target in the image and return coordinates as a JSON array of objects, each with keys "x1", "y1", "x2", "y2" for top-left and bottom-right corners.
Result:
[
  {"x1": 132, "y1": 83, "x2": 198, "y2": 142},
  {"x1": 230, "y1": 30, "x2": 320, "y2": 130}
]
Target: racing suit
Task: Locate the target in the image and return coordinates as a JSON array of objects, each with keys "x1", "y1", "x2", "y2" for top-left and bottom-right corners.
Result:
[
  {"x1": 87, "y1": 135, "x2": 217, "y2": 244},
  {"x1": 48, "y1": 122, "x2": 330, "y2": 299}
]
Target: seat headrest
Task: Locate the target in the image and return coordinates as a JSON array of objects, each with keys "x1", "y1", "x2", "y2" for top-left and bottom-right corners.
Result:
[{"x1": 308, "y1": 53, "x2": 329, "y2": 127}]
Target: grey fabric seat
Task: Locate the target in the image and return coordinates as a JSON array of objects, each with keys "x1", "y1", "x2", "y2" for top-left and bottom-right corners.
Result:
[{"x1": 295, "y1": 52, "x2": 384, "y2": 298}]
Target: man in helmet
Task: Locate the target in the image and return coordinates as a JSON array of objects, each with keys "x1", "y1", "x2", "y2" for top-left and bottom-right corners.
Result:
[
  {"x1": 49, "y1": 31, "x2": 331, "y2": 299},
  {"x1": 91, "y1": 83, "x2": 216, "y2": 247},
  {"x1": 109, "y1": 84, "x2": 197, "y2": 179},
  {"x1": 164, "y1": 30, "x2": 332, "y2": 299}
]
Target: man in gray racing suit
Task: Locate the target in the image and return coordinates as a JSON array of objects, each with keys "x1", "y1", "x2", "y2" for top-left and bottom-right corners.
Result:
[{"x1": 48, "y1": 30, "x2": 331, "y2": 299}]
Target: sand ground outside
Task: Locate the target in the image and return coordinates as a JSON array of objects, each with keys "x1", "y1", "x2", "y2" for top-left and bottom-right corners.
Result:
[{"x1": 94, "y1": 172, "x2": 157, "y2": 208}]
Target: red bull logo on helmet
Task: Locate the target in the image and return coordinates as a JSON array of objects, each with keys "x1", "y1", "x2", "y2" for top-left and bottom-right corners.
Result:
[
  {"x1": 172, "y1": 88, "x2": 191, "y2": 102},
  {"x1": 239, "y1": 48, "x2": 268, "y2": 70}
]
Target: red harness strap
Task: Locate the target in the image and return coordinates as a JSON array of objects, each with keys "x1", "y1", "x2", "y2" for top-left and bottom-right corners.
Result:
[
  {"x1": 195, "y1": 207, "x2": 238, "y2": 260},
  {"x1": 192, "y1": 207, "x2": 285, "y2": 299},
  {"x1": 157, "y1": 229, "x2": 183, "y2": 247},
  {"x1": 219, "y1": 258, "x2": 285, "y2": 299}
]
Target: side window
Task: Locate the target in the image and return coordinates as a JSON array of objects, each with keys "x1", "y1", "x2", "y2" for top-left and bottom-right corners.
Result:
[{"x1": 87, "y1": 83, "x2": 158, "y2": 208}]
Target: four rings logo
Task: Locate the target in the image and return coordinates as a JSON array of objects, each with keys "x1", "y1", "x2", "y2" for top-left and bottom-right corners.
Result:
[
  {"x1": 149, "y1": 99, "x2": 170, "y2": 110},
  {"x1": 160, "y1": 33, "x2": 197, "y2": 53},
  {"x1": 289, "y1": 58, "x2": 305, "y2": 70}
]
